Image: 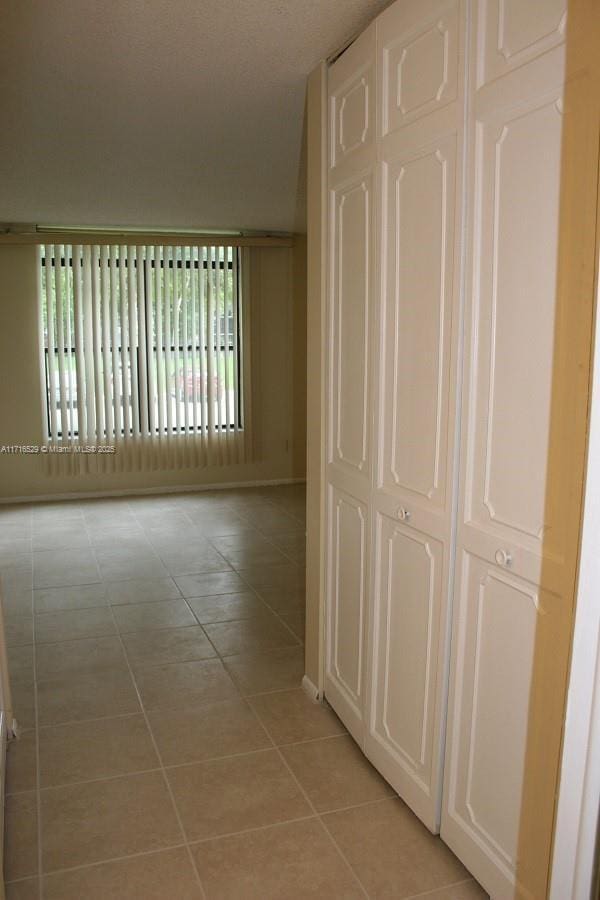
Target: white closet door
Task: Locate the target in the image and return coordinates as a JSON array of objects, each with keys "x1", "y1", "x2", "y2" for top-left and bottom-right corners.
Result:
[
  {"x1": 324, "y1": 24, "x2": 376, "y2": 744},
  {"x1": 441, "y1": 2, "x2": 569, "y2": 896},
  {"x1": 364, "y1": 0, "x2": 466, "y2": 832}
]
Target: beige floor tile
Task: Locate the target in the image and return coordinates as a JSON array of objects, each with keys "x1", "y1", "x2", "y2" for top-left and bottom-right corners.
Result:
[
  {"x1": 94, "y1": 546, "x2": 162, "y2": 566},
  {"x1": 40, "y1": 714, "x2": 159, "y2": 787},
  {"x1": 83, "y1": 508, "x2": 137, "y2": 529},
  {"x1": 112, "y1": 598, "x2": 196, "y2": 633},
  {"x1": 5, "y1": 878, "x2": 39, "y2": 900},
  {"x1": 32, "y1": 525, "x2": 90, "y2": 551},
  {"x1": 122, "y1": 625, "x2": 216, "y2": 668},
  {"x1": 42, "y1": 847, "x2": 203, "y2": 899},
  {"x1": 8, "y1": 644, "x2": 34, "y2": 685},
  {"x1": 34, "y1": 606, "x2": 116, "y2": 644},
  {"x1": 6, "y1": 729, "x2": 37, "y2": 794},
  {"x1": 148, "y1": 536, "x2": 218, "y2": 556},
  {"x1": 147, "y1": 698, "x2": 270, "y2": 766},
  {"x1": 41, "y1": 771, "x2": 182, "y2": 872},
  {"x1": 191, "y1": 818, "x2": 364, "y2": 899},
  {"x1": 221, "y1": 546, "x2": 290, "y2": 569},
  {"x1": 106, "y1": 576, "x2": 181, "y2": 605},
  {"x1": 237, "y1": 563, "x2": 305, "y2": 593},
  {"x1": 37, "y1": 668, "x2": 140, "y2": 725},
  {"x1": 5, "y1": 617, "x2": 33, "y2": 647},
  {"x1": 257, "y1": 584, "x2": 306, "y2": 614},
  {"x1": 209, "y1": 533, "x2": 275, "y2": 554},
  {"x1": 239, "y1": 508, "x2": 303, "y2": 534},
  {"x1": 0, "y1": 538, "x2": 32, "y2": 559},
  {"x1": 203, "y1": 611, "x2": 299, "y2": 657},
  {"x1": 33, "y1": 583, "x2": 109, "y2": 613},
  {"x1": 135, "y1": 511, "x2": 192, "y2": 531},
  {"x1": 2, "y1": 592, "x2": 34, "y2": 620},
  {"x1": 84, "y1": 507, "x2": 142, "y2": 524},
  {"x1": 281, "y1": 735, "x2": 395, "y2": 812},
  {"x1": 0, "y1": 505, "x2": 32, "y2": 527},
  {"x1": 32, "y1": 549, "x2": 100, "y2": 589},
  {"x1": 12, "y1": 680, "x2": 36, "y2": 730},
  {"x1": 155, "y1": 546, "x2": 231, "y2": 577},
  {"x1": 167, "y1": 748, "x2": 311, "y2": 841},
  {"x1": 186, "y1": 591, "x2": 267, "y2": 623},
  {"x1": 95, "y1": 548, "x2": 168, "y2": 582},
  {"x1": 4, "y1": 792, "x2": 38, "y2": 880},
  {"x1": 410, "y1": 882, "x2": 489, "y2": 899},
  {"x1": 32, "y1": 503, "x2": 82, "y2": 524},
  {"x1": 250, "y1": 690, "x2": 345, "y2": 745},
  {"x1": 134, "y1": 658, "x2": 238, "y2": 711},
  {"x1": 322, "y1": 798, "x2": 474, "y2": 899},
  {"x1": 175, "y1": 570, "x2": 247, "y2": 598},
  {"x1": 35, "y1": 635, "x2": 128, "y2": 680},
  {"x1": 280, "y1": 609, "x2": 306, "y2": 642},
  {"x1": 186, "y1": 511, "x2": 249, "y2": 535},
  {"x1": 222, "y1": 646, "x2": 305, "y2": 695},
  {"x1": 268, "y1": 531, "x2": 307, "y2": 556},
  {"x1": 86, "y1": 532, "x2": 150, "y2": 552},
  {"x1": 1, "y1": 562, "x2": 34, "y2": 618}
]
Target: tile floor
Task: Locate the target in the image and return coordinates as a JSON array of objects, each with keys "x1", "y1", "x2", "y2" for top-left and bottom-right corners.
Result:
[{"x1": 0, "y1": 484, "x2": 488, "y2": 899}]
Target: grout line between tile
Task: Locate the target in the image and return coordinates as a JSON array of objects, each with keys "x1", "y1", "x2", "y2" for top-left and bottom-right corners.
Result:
[
  {"x1": 248, "y1": 698, "x2": 371, "y2": 899},
  {"x1": 403, "y1": 877, "x2": 481, "y2": 899},
  {"x1": 188, "y1": 813, "x2": 321, "y2": 848},
  {"x1": 34, "y1": 708, "x2": 147, "y2": 730},
  {"x1": 19, "y1": 841, "x2": 190, "y2": 883},
  {"x1": 38, "y1": 766, "x2": 165, "y2": 793},
  {"x1": 103, "y1": 589, "x2": 209, "y2": 899}
]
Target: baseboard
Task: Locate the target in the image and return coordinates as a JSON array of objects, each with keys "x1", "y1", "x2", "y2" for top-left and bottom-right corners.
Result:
[
  {"x1": 301, "y1": 674, "x2": 321, "y2": 703},
  {"x1": 0, "y1": 477, "x2": 307, "y2": 505}
]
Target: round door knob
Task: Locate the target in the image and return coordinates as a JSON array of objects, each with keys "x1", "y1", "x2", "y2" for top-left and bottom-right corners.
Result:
[
  {"x1": 495, "y1": 548, "x2": 512, "y2": 567},
  {"x1": 397, "y1": 507, "x2": 411, "y2": 522}
]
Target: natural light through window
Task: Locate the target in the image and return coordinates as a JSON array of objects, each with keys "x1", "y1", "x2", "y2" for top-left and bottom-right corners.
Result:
[{"x1": 40, "y1": 243, "x2": 244, "y2": 442}]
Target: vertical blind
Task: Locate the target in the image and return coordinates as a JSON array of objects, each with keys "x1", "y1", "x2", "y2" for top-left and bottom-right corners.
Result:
[{"x1": 40, "y1": 243, "x2": 250, "y2": 471}]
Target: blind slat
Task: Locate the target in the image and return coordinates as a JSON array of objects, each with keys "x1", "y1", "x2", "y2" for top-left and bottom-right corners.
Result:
[
  {"x1": 128, "y1": 246, "x2": 140, "y2": 437},
  {"x1": 119, "y1": 245, "x2": 131, "y2": 440},
  {"x1": 172, "y1": 247, "x2": 181, "y2": 437},
  {"x1": 155, "y1": 246, "x2": 166, "y2": 440},
  {"x1": 91, "y1": 245, "x2": 105, "y2": 440},
  {"x1": 64, "y1": 245, "x2": 76, "y2": 441},
  {"x1": 73, "y1": 248, "x2": 87, "y2": 442},
  {"x1": 224, "y1": 247, "x2": 232, "y2": 437},
  {"x1": 100, "y1": 247, "x2": 114, "y2": 439},
  {"x1": 190, "y1": 246, "x2": 199, "y2": 434}
]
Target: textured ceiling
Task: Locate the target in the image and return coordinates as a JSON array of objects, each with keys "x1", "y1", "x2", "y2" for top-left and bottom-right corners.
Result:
[{"x1": 0, "y1": 0, "x2": 388, "y2": 233}]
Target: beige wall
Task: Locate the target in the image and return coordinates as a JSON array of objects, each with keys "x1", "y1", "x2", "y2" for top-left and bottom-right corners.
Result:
[
  {"x1": 304, "y1": 63, "x2": 327, "y2": 692},
  {"x1": 0, "y1": 243, "x2": 307, "y2": 500}
]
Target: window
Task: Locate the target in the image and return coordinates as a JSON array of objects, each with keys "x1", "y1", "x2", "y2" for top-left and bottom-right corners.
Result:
[{"x1": 40, "y1": 244, "x2": 244, "y2": 442}]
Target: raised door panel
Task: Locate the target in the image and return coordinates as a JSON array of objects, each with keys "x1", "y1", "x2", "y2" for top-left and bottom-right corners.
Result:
[
  {"x1": 443, "y1": 551, "x2": 569, "y2": 898},
  {"x1": 478, "y1": 0, "x2": 566, "y2": 86},
  {"x1": 367, "y1": 514, "x2": 444, "y2": 827},
  {"x1": 379, "y1": 137, "x2": 456, "y2": 513},
  {"x1": 329, "y1": 23, "x2": 376, "y2": 178},
  {"x1": 329, "y1": 173, "x2": 373, "y2": 480},
  {"x1": 380, "y1": 0, "x2": 459, "y2": 137},
  {"x1": 465, "y1": 95, "x2": 563, "y2": 557},
  {"x1": 331, "y1": 68, "x2": 374, "y2": 169},
  {"x1": 325, "y1": 486, "x2": 369, "y2": 739}
]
